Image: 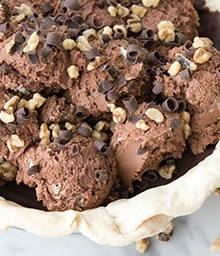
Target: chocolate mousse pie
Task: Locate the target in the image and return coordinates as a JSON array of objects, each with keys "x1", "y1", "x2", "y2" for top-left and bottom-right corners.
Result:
[{"x1": 0, "y1": 0, "x2": 219, "y2": 252}]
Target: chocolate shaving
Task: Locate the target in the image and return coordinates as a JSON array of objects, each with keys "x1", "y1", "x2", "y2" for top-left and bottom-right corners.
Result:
[
  {"x1": 170, "y1": 118, "x2": 180, "y2": 131},
  {"x1": 94, "y1": 169, "x2": 108, "y2": 181},
  {"x1": 27, "y1": 165, "x2": 40, "y2": 175},
  {"x1": 174, "y1": 32, "x2": 185, "y2": 46},
  {"x1": 127, "y1": 44, "x2": 140, "y2": 64},
  {"x1": 140, "y1": 29, "x2": 154, "y2": 40},
  {"x1": 133, "y1": 176, "x2": 148, "y2": 190},
  {"x1": 58, "y1": 130, "x2": 73, "y2": 146},
  {"x1": 128, "y1": 114, "x2": 142, "y2": 123},
  {"x1": 91, "y1": 17, "x2": 104, "y2": 29},
  {"x1": 70, "y1": 13, "x2": 83, "y2": 24},
  {"x1": 14, "y1": 32, "x2": 25, "y2": 44},
  {"x1": 54, "y1": 13, "x2": 67, "y2": 25},
  {"x1": 46, "y1": 32, "x2": 61, "y2": 48},
  {"x1": 183, "y1": 40, "x2": 194, "y2": 57},
  {"x1": 41, "y1": 44, "x2": 52, "y2": 58},
  {"x1": 117, "y1": 75, "x2": 127, "y2": 88},
  {"x1": 28, "y1": 53, "x2": 40, "y2": 66},
  {"x1": 0, "y1": 22, "x2": 8, "y2": 33},
  {"x1": 85, "y1": 48, "x2": 100, "y2": 61},
  {"x1": 146, "y1": 170, "x2": 158, "y2": 182},
  {"x1": 76, "y1": 125, "x2": 92, "y2": 137},
  {"x1": 94, "y1": 139, "x2": 113, "y2": 157},
  {"x1": 98, "y1": 80, "x2": 114, "y2": 94},
  {"x1": 102, "y1": 33, "x2": 111, "y2": 43},
  {"x1": 64, "y1": 19, "x2": 80, "y2": 29},
  {"x1": 40, "y1": 17, "x2": 56, "y2": 29},
  {"x1": 68, "y1": 28, "x2": 80, "y2": 39},
  {"x1": 15, "y1": 107, "x2": 31, "y2": 124},
  {"x1": 177, "y1": 100, "x2": 186, "y2": 112},
  {"x1": 162, "y1": 97, "x2": 179, "y2": 112},
  {"x1": 40, "y1": 2, "x2": 53, "y2": 15},
  {"x1": 22, "y1": 23, "x2": 36, "y2": 35},
  {"x1": 62, "y1": 0, "x2": 80, "y2": 10},
  {"x1": 180, "y1": 68, "x2": 191, "y2": 80},
  {"x1": 113, "y1": 30, "x2": 124, "y2": 40},
  {"x1": 147, "y1": 51, "x2": 160, "y2": 65},
  {"x1": 122, "y1": 95, "x2": 138, "y2": 113},
  {"x1": 75, "y1": 106, "x2": 88, "y2": 120},
  {"x1": 137, "y1": 146, "x2": 147, "y2": 155},
  {"x1": 106, "y1": 89, "x2": 118, "y2": 101},
  {"x1": 152, "y1": 82, "x2": 164, "y2": 94}
]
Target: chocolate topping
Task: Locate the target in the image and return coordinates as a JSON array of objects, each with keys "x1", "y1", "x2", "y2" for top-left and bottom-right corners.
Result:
[
  {"x1": 62, "y1": 0, "x2": 81, "y2": 10},
  {"x1": 15, "y1": 107, "x2": 31, "y2": 124},
  {"x1": 45, "y1": 32, "x2": 61, "y2": 48},
  {"x1": 122, "y1": 95, "x2": 138, "y2": 113}
]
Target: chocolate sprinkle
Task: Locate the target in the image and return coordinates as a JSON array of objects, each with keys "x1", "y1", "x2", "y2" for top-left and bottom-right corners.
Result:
[
  {"x1": 85, "y1": 48, "x2": 101, "y2": 61},
  {"x1": 62, "y1": 0, "x2": 80, "y2": 10},
  {"x1": 94, "y1": 169, "x2": 108, "y2": 181},
  {"x1": 94, "y1": 139, "x2": 113, "y2": 157},
  {"x1": 45, "y1": 32, "x2": 61, "y2": 48},
  {"x1": 76, "y1": 125, "x2": 92, "y2": 137},
  {"x1": 15, "y1": 107, "x2": 31, "y2": 124},
  {"x1": 27, "y1": 165, "x2": 40, "y2": 175},
  {"x1": 122, "y1": 95, "x2": 138, "y2": 113},
  {"x1": 162, "y1": 97, "x2": 179, "y2": 112},
  {"x1": 75, "y1": 106, "x2": 88, "y2": 120}
]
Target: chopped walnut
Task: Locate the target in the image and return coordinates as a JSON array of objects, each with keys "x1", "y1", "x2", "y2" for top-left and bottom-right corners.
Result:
[
  {"x1": 135, "y1": 238, "x2": 149, "y2": 253},
  {"x1": 4, "y1": 96, "x2": 20, "y2": 111},
  {"x1": 39, "y1": 123, "x2": 50, "y2": 145},
  {"x1": 158, "y1": 164, "x2": 176, "y2": 179},
  {"x1": 192, "y1": 36, "x2": 213, "y2": 50},
  {"x1": 5, "y1": 39, "x2": 15, "y2": 54},
  {"x1": 193, "y1": 48, "x2": 212, "y2": 64},
  {"x1": 0, "y1": 161, "x2": 17, "y2": 181},
  {"x1": 142, "y1": 0, "x2": 160, "y2": 7},
  {"x1": 62, "y1": 39, "x2": 76, "y2": 50},
  {"x1": 76, "y1": 35, "x2": 92, "y2": 52},
  {"x1": 7, "y1": 134, "x2": 25, "y2": 152},
  {"x1": 112, "y1": 107, "x2": 126, "y2": 124},
  {"x1": 26, "y1": 93, "x2": 46, "y2": 110},
  {"x1": 145, "y1": 108, "x2": 164, "y2": 123},
  {"x1": 131, "y1": 5, "x2": 147, "y2": 18},
  {"x1": 136, "y1": 119, "x2": 150, "y2": 131},
  {"x1": 0, "y1": 106, "x2": 15, "y2": 124},
  {"x1": 23, "y1": 31, "x2": 40, "y2": 53},
  {"x1": 168, "y1": 61, "x2": 181, "y2": 76},
  {"x1": 87, "y1": 56, "x2": 107, "y2": 71}
]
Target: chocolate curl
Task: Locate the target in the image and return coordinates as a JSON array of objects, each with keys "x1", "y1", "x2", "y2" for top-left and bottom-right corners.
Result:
[
  {"x1": 85, "y1": 48, "x2": 101, "y2": 61},
  {"x1": 126, "y1": 44, "x2": 140, "y2": 64},
  {"x1": 0, "y1": 22, "x2": 8, "y2": 33},
  {"x1": 57, "y1": 130, "x2": 73, "y2": 146},
  {"x1": 0, "y1": 63, "x2": 11, "y2": 75},
  {"x1": 27, "y1": 165, "x2": 40, "y2": 175},
  {"x1": 170, "y1": 118, "x2": 180, "y2": 131},
  {"x1": 94, "y1": 169, "x2": 108, "y2": 181},
  {"x1": 72, "y1": 144, "x2": 80, "y2": 156},
  {"x1": 91, "y1": 17, "x2": 104, "y2": 30},
  {"x1": 113, "y1": 30, "x2": 124, "y2": 40},
  {"x1": 22, "y1": 23, "x2": 36, "y2": 35},
  {"x1": 122, "y1": 95, "x2": 138, "y2": 113},
  {"x1": 70, "y1": 13, "x2": 83, "y2": 24},
  {"x1": 146, "y1": 170, "x2": 158, "y2": 182},
  {"x1": 183, "y1": 40, "x2": 194, "y2": 57},
  {"x1": 180, "y1": 68, "x2": 191, "y2": 80},
  {"x1": 174, "y1": 32, "x2": 185, "y2": 46},
  {"x1": 75, "y1": 106, "x2": 88, "y2": 120},
  {"x1": 146, "y1": 51, "x2": 160, "y2": 65},
  {"x1": 117, "y1": 75, "x2": 127, "y2": 88},
  {"x1": 94, "y1": 139, "x2": 113, "y2": 157},
  {"x1": 67, "y1": 28, "x2": 80, "y2": 40},
  {"x1": 40, "y1": 17, "x2": 56, "y2": 29},
  {"x1": 28, "y1": 52, "x2": 40, "y2": 66},
  {"x1": 62, "y1": 0, "x2": 80, "y2": 10},
  {"x1": 139, "y1": 29, "x2": 155, "y2": 48},
  {"x1": 54, "y1": 13, "x2": 67, "y2": 25},
  {"x1": 128, "y1": 114, "x2": 142, "y2": 123},
  {"x1": 98, "y1": 80, "x2": 114, "y2": 94},
  {"x1": 162, "y1": 97, "x2": 179, "y2": 112},
  {"x1": 14, "y1": 32, "x2": 26, "y2": 44},
  {"x1": 15, "y1": 107, "x2": 31, "y2": 124},
  {"x1": 105, "y1": 89, "x2": 118, "y2": 101},
  {"x1": 76, "y1": 125, "x2": 92, "y2": 137},
  {"x1": 41, "y1": 44, "x2": 52, "y2": 58},
  {"x1": 152, "y1": 82, "x2": 164, "y2": 94},
  {"x1": 45, "y1": 32, "x2": 61, "y2": 48},
  {"x1": 106, "y1": 66, "x2": 118, "y2": 80},
  {"x1": 64, "y1": 19, "x2": 80, "y2": 30},
  {"x1": 177, "y1": 100, "x2": 186, "y2": 112},
  {"x1": 102, "y1": 33, "x2": 111, "y2": 43},
  {"x1": 40, "y1": 2, "x2": 53, "y2": 15},
  {"x1": 133, "y1": 176, "x2": 148, "y2": 190}
]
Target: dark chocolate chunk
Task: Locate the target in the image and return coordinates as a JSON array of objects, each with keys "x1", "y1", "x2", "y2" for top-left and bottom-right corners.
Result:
[
  {"x1": 106, "y1": 89, "x2": 118, "y2": 101},
  {"x1": 46, "y1": 32, "x2": 61, "y2": 48},
  {"x1": 70, "y1": 13, "x2": 83, "y2": 24},
  {"x1": 102, "y1": 33, "x2": 111, "y2": 43},
  {"x1": 113, "y1": 30, "x2": 124, "y2": 39},
  {"x1": 128, "y1": 114, "x2": 142, "y2": 123},
  {"x1": 117, "y1": 75, "x2": 127, "y2": 88},
  {"x1": 85, "y1": 48, "x2": 100, "y2": 61},
  {"x1": 27, "y1": 165, "x2": 40, "y2": 175},
  {"x1": 14, "y1": 32, "x2": 26, "y2": 44},
  {"x1": 174, "y1": 32, "x2": 185, "y2": 46},
  {"x1": 106, "y1": 66, "x2": 118, "y2": 80},
  {"x1": 40, "y1": 2, "x2": 53, "y2": 15},
  {"x1": 94, "y1": 139, "x2": 113, "y2": 156},
  {"x1": 40, "y1": 17, "x2": 56, "y2": 29},
  {"x1": 41, "y1": 44, "x2": 52, "y2": 58},
  {"x1": 0, "y1": 22, "x2": 8, "y2": 33},
  {"x1": 54, "y1": 13, "x2": 67, "y2": 25},
  {"x1": 122, "y1": 95, "x2": 138, "y2": 113},
  {"x1": 15, "y1": 107, "x2": 31, "y2": 124},
  {"x1": 22, "y1": 23, "x2": 36, "y2": 35},
  {"x1": 76, "y1": 125, "x2": 92, "y2": 137},
  {"x1": 62, "y1": 0, "x2": 80, "y2": 10},
  {"x1": 68, "y1": 28, "x2": 80, "y2": 39},
  {"x1": 75, "y1": 106, "x2": 88, "y2": 120},
  {"x1": 94, "y1": 169, "x2": 108, "y2": 181},
  {"x1": 64, "y1": 19, "x2": 80, "y2": 29},
  {"x1": 152, "y1": 82, "x2": 164, "y2": 94},
  {"x1": 162, "y1": 97, "x2": 179, "y2": 112}
]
